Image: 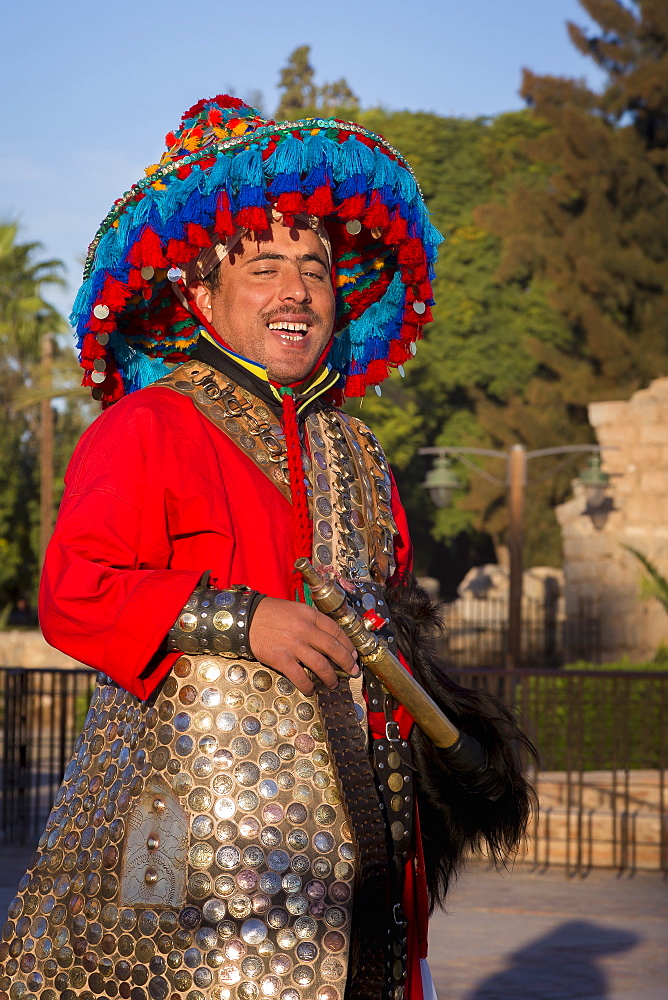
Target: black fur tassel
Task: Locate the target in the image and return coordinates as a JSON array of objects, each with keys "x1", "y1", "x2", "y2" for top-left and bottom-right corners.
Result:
[{"x1": 385, "y1": 573, "x2": 537, "y2": 912}]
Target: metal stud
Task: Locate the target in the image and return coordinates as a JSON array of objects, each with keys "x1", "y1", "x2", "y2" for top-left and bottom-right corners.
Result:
[
  {"x1": 345, "y1": 220, "x2": 362, "y2": 235},
  {"x1": 93, "y1": 304, "x2": 109, "y2": 320}
]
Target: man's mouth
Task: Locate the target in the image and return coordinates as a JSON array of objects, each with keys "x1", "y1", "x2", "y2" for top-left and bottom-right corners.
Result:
[{"x1": 267, "y1": 321, "x2": 310, "y2": 342}]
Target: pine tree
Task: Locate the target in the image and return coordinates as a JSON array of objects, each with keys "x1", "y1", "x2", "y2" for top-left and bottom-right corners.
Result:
[
  {"x1": 480, "y1": 1, "x2": 668, "y2": 405},
  {"x1": 276, "y1": 47, "x2": 359, "y2": 121},
  {"x1": 276, "y1": 46, "x2": 317, "y2": 119}
]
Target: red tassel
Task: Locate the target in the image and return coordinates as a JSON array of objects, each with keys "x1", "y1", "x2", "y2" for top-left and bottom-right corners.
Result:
[
  {"x1": 337, "y1": 195, "x2": 365, "y2": 220},
  {"x1": 306, "y1": 185, "x2": 336, "y2": 216},
  {"x1": 126, "y1": 227, "x2": 169, "y2": 268},
  {"x1": 385, "y1": 212, "x2": 408, "y2": 245},
  {"x1": 215, "y1": 191, "x2": 237, "y2": 237},
  {"x1": 363, "y1": 194, "x2": 390, "y2": 229},
  {"x1": 166, "y1": 239, "x2": 199, "y2": 263},
  {"x1": 276, "y1": 191, "x2": 306, "y2": 214},
  {"x1": 186, "y1": 223, "x2": 212, "y2": 248},
  {"x1": 235, "y1": 206, "x2": 269, "y2": 231}
]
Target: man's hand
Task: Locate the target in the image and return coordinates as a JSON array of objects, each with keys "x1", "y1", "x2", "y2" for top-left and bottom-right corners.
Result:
[{"x1": 249, "y1": 597, "x2": 359, "y2": 695}]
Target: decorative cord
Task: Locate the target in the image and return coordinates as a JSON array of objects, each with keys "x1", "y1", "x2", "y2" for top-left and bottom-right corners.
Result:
[{"x1": 279, "y1": 387, "x2": 313, "y2": 602}]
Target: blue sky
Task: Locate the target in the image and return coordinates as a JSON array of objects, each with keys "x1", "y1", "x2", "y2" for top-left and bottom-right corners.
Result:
[{"x1": 2, "y1": 0, "x2": 607, "y2": 315}]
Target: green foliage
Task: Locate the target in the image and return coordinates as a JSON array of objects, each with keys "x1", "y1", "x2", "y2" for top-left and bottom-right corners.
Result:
[
  {"x1": 622, "y1": 544, "x2": 668, "y2": 612},
  {"x1": 482, "y1": 0, "x2": 668, "y2": 414},
  {"x1": 522, "y1": 662, "x2": 668, "y2": 770},
  {"x1": 0, "y1": 223, "x2": 93, "y2": 613},
  {"x1": 347, "y1": 109, "x2": 575, "y2": 571},
  {"x1": 276, "y1": 46, "x2": 359, "y2": 121}
]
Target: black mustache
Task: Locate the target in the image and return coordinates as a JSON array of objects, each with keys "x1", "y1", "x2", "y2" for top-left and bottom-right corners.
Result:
[{"x1": 263, "y1": 307, "x2": 318, "y2": 325}]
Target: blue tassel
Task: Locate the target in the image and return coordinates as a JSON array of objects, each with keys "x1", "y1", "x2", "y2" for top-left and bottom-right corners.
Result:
[
  {"x1": 334, "y1": 138, "x2": 375, "y2": 183},
  {"x1": 268, "y1": 172, "x2": 302, "y2": 196},
  {"x1": 394, "y1": 166, "x2": 417, "y2": 205},
  {"x1": 302, "y1": 163, "x2": 329, "y2": 194},
  {"x1": 336, "y1": 175, "x2": 365, "y2": 200},
  {"x1": 372, "y1": 147, "x2": 396, "y2": 189},
  {"x1": 202, "y1": 152, "x2": 232, "y2": 195},
  {"x1": 237, "y1": 184, "x2": 266, "y2": 209},
  {"x1": 108, "y1": 329, "x2": 170, "y2": 394},
  {"x1": 158, "y1": 169, "x2": 201, "y2": 222},
  {"x1": 70, "y1": 279, "x2": 95, "y2": 332},
  {"x1": 125, "y1": 352, "x2": 171, "y2": 394},
  {"x1": 230, "y1": 148, "x2": 264, "y2": 193},
  {"x1": 265, "y1": 135, "x2": 306, "y2": 178},
  {"x1": 305, "y1": 133, "x2": 340, "y2": 172},
  {"x1": 94, "y1": 228, "x2": 122, "y2": 271}
]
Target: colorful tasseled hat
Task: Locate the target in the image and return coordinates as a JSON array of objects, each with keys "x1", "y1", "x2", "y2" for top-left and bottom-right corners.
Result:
[{"x1": 72, "y1": 95, "x2": 442, "y2": 406}]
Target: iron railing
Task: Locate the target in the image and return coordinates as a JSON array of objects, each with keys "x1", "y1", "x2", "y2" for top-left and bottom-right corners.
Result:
[
  {"x1": 441, "y1": 597, "x2": 601, "y2": 669},
  {"x1": 0, "y1": 667, "x2": 96, "y2": 844},
  {"x1": 452, "y1": 668, "x2": 668, "y2": 875},
  {"x1": 0, "y1": 666, "x2": 665, "y2": 875}
]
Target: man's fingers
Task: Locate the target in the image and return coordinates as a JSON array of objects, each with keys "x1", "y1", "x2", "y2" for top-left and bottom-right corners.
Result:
[
  {"x1": 312, "y1": 610, "x2": 358, "y2": 658},
  {"x1": 274, "y1": 647, "x2": 338, "y2": 694},
  {"x1": 308, "y1": 627, "x2": 358, "y2": 676}
]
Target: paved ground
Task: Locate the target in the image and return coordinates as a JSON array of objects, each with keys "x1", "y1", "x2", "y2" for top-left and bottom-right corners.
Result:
[
  {"x1": 428, "y1": 863, "x2": 668, "y2": 1000},
  {"x1": 0, "y1": 847, "x2": 666, "y2": 999}
]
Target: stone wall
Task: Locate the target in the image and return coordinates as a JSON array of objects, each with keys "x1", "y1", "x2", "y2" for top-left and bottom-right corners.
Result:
[
  {"x1": 556, "y1": 377, "x2": 668, "y2": 662},
  {"x1": 0, "y1": 630, "x2": 84, "y2": 669}
]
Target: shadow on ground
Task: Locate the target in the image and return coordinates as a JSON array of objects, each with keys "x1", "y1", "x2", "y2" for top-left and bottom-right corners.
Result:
[{"x1": 465, "y1": 919, "x2": 638, "y2": 1000}]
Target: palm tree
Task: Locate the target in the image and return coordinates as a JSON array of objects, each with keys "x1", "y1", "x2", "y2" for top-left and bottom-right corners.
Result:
[
  {"x1": 623, "y1": 545, "x2": 668, "y2": 613},
  {"x1": 0, "y1": 222, "x2": 68, "y2": 609},
  {"x1": 0, "y1": 221, "x2": 66, "y2": 368}
]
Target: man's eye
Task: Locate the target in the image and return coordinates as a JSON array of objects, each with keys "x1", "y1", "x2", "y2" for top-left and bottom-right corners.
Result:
[{"x1": 303, "y1": 270, "x2": 325, "y2": 280}]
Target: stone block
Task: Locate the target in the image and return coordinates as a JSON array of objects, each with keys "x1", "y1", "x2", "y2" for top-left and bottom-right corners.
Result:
[
  {"x1": 0, "y1": 630, "x2": 84, "y2": 669},
  {"x1": 639, "y1": 423, "x2": 668, "y2": 445},
  {"x1": 588, "y1": 400, "x2": 629, "y2": 427},
  {"x1": 639, "y1": 469, "x2": 668, "y2": 493},
  {"x1": 628, "y1": 443, "x2": 662, "y2": 466},
  {"x1": 628, "y1": 398, "x2": 661, "y2": 424}
]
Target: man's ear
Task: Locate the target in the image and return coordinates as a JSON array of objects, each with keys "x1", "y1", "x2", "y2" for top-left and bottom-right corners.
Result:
[{"x1": 189, "y1": 281, "x2": 213, "y2": 322}]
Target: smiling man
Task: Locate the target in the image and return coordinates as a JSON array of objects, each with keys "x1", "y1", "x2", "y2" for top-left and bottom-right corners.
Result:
[{"x1": 1, "y1": 97, "x2": 533, "y2": 1000}]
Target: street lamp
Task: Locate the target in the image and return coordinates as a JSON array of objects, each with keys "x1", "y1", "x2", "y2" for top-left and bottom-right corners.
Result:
[
  {"x1": 419, "y1": 443, "x2": 612, "y2": 670},
  {"x1": 579, "y1": 454, "x2": 611, "y2": 529},
  {"x1": 421, "y1": 455, "x2": 463, "y2": 509}
]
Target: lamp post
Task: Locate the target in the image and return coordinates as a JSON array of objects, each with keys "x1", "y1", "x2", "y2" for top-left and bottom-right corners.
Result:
[{"x1": 419, "y1": 443, "x2": 611, "y2": 670}]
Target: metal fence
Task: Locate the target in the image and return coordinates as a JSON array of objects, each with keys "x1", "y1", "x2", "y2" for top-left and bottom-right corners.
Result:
[
  {"x1": 0, "y1": 667, "x2": 96, "y2": 845},
  {"x1": 452, "y1": 668, "x2": 668, "y2": 875},
  {"x1": 1, "y1": 666, "x2": 666, "y2": 875},
  {"x1": 441, "y1": 597, "x2": 601, "y2": 669}
]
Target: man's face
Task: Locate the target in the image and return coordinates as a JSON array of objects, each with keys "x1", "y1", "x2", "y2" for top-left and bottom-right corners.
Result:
[{"x1": 190, "y1": 221, "x2": 336, "y2": 384}]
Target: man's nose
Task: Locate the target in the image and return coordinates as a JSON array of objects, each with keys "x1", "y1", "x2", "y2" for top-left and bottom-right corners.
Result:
[{"x1": 279, "y1": 267, "x2": 311, "y2": 303}]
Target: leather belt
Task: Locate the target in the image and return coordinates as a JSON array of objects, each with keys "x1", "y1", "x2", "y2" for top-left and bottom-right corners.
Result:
[{"x1": 313, "y1": 676, "x2": 390, "y2": 1000}]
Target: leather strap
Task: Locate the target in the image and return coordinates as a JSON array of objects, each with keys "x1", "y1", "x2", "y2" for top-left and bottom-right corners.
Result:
[{"x1": 312, "y1": 676, "x2": 391, "y2": 1000}]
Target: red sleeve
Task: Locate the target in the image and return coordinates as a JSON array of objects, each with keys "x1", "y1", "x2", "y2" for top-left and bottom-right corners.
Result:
[{"x1": 39, "y1": 395, "x2": 204, "y2": 700}]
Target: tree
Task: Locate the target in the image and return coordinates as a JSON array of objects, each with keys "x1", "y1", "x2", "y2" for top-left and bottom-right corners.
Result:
[
  {"x1": 480, "y1": 1, "x2": 668, "y2": 416},
  {"x1": 0, "y1": 223, "x2": 91, "y2": 615},
  {"x1": 347, "y1": 110, "x2": 574, "y2": 577},
  {"x1": 276, "y1": 46, "x2": 359, "y2": 121},
  {"x1": 276, "y1": 46, "x2": 316, "y2": 119}
]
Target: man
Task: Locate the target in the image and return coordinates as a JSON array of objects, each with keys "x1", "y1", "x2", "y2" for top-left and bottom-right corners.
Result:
[{"x1": 0, "y1": 97, "x2": 532, "y2": 1000}]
